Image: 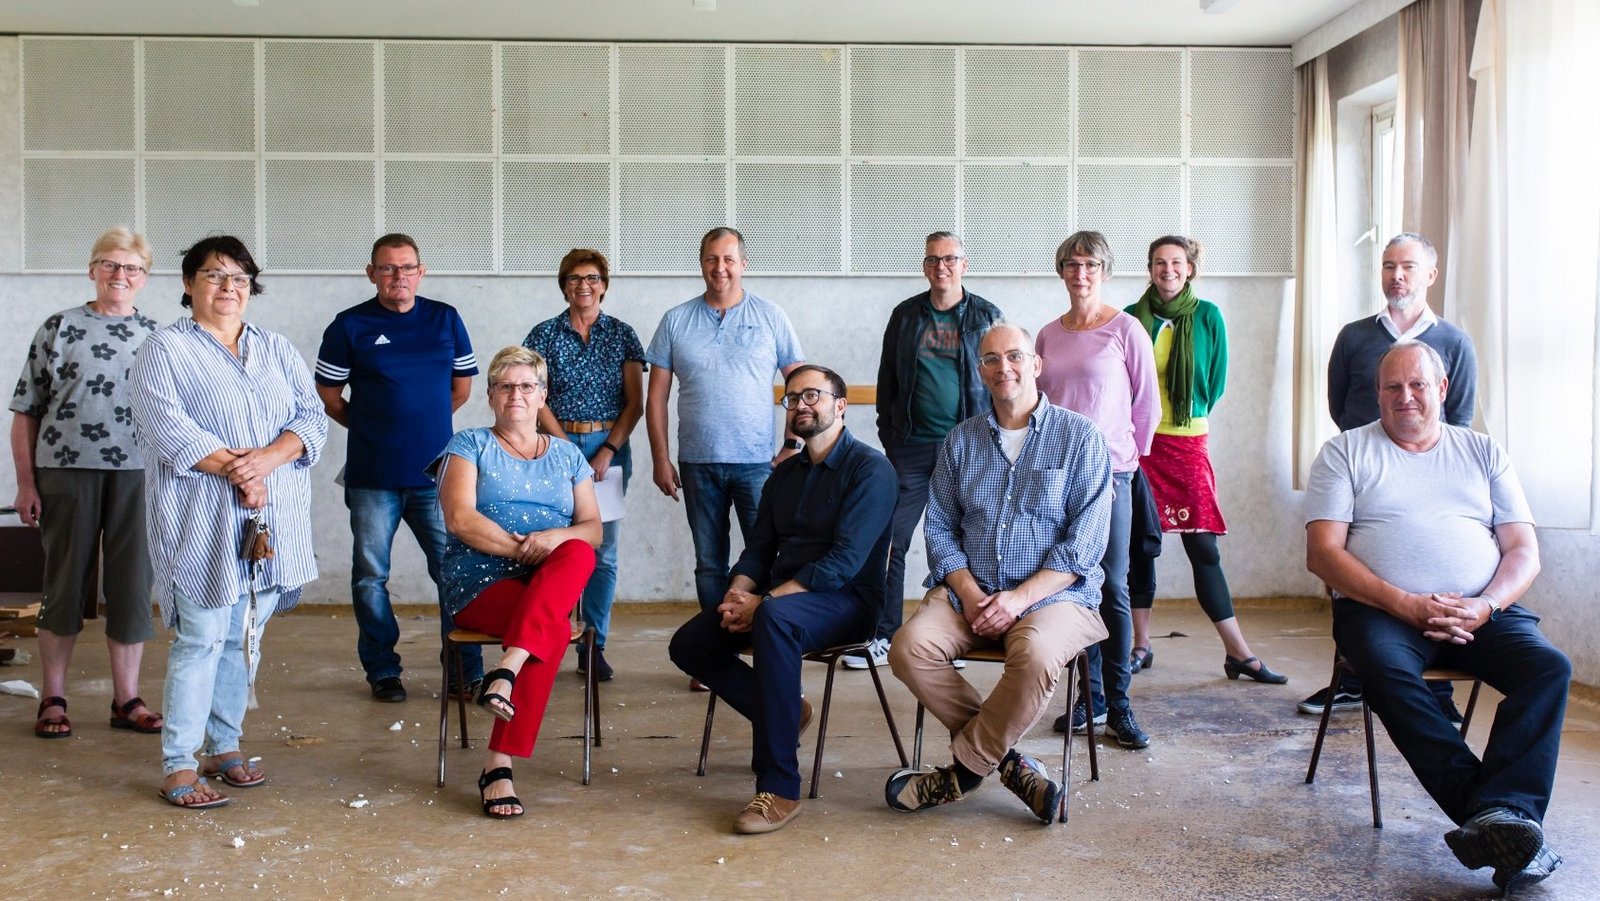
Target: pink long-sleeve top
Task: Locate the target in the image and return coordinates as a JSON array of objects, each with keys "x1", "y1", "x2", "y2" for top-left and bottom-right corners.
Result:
[{"x1": 1034, "y1": 311, "x2": 1160, "y2": 474}]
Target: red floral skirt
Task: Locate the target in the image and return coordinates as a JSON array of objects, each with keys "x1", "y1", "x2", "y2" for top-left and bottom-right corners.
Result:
[{"x1": 1139, "y1": 432, "x2": 1227, "y2": 534}]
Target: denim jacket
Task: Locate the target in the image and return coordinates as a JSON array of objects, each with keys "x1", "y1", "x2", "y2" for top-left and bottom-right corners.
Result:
[{"x1": 875, "y1": 289, "x2": 1003, "y2": 448}]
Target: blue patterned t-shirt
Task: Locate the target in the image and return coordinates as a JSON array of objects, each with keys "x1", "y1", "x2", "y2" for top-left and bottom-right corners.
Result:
[{"x1": 522, "y1": 311, "x2": 646, "y2": 423}]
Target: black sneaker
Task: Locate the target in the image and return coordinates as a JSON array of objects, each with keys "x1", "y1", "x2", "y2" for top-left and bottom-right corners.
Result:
[
  {"x1": 371, "y1": 676, "x2": 406, "y2": 703},
  {"x1": 1444, "y1": 807, "x2": 1544, "y2": 875},
  {"x1": 1494, "y1": 843, "x2": 1563, "y2": 891},
  {"x1": 577, "y1": 646, "x2": 614, "y2": 682},
  {"x1": 1296, "y1": 686, "x2": 1362, "y2": 715},
  {"x1": 1052, "y1": 697, "x2": 1107, "y2": 734},
  {"x1": 1105, "y1": 705, "x2": 1151, "y2": 749}
]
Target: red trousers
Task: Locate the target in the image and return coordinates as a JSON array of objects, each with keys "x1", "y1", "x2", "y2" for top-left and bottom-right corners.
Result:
[{"x1": 454, "y1": 539, "x2": 596, "y2": 758}]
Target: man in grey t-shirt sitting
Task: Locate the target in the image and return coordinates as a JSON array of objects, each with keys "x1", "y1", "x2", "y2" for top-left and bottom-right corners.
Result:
[{"x1": 1305, "y1": 342, "x2": 1569, "y2": 893}]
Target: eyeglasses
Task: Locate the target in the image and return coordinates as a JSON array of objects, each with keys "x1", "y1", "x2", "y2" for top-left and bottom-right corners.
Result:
[
  {"x1": 1058, "y1": 260, "x2": 1104, "y2": 273},
  {"x1": 978, "y1": 350, "x2": 1037, "y2": 369},
  {"x1": 373, "y1": 263, "x2": 421, "y2": 277},
  {"x1": 564, "y1": 274, "x2": 604, "y2": 286},
  {"x1": 195, "y1": 268, "x2": 252, "y2": 289},
  {"x1": 923, "y1": 254, "x2": 965, "y2": 268},
  {"x1": 93, "y1": 259, "x2": 147, "y2": 277},
  {"x1": 778, "y1": 387, "x2": 840, "y2": 409},
  {"x1": 491, "y1": 381, "x2": 542, "y2": 396}
]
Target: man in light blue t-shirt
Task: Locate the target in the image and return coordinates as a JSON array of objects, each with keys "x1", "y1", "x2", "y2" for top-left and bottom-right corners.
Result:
[{"x1": 645, "y1": 228, "x2": 806, "y2": 687}]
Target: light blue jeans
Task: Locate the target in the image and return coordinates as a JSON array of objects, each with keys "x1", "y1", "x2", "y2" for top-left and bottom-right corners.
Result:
[
  {"x1": 346, "y1": 484, "x2": 480, "y2": 686},
  {"x1": 566, "y1": 430, "x2": 632, "y2": 648},
  {"x1": 161, "y1": 584, "x2": 279, "y2": 776}
]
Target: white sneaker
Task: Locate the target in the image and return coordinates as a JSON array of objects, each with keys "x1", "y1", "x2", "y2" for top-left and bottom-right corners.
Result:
[{"x1": 842, "y1": 637, "x2": 890, "y2": 670}]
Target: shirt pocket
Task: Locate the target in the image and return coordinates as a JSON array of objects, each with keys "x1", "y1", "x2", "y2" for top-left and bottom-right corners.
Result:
[{"x1": 1018, "y1": 468, "x2": 1068, "y2": 524}]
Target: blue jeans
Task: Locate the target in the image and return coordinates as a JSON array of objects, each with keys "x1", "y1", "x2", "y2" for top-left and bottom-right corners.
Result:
[
  {"x1": 1334, "y1": 599, "x2": 1569, "y2": 824},
  {"x1": 881, "y1": 442, "x2": 940, "y2": 641},
  {"x1": 346, "y1": 485, "x2": 480, "y2": 686},
  {"x1": 1085, "y1": 471, "x2": 1133, "y2": 713},
  {"x1": 669, "y1": 590, "x2": 871, "y2": 799},
  {"x1": 567, "y1": 431, "x2": 633, "y2": 648},
  {"x1": 678, "y1": 462, "x2": 769, "y2": 613},
  {"x1": 161, "y1": 585, "x2": 278, "y2": 775}
]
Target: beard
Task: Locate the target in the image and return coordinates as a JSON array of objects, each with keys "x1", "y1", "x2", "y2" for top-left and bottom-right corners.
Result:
[
  {"x1": 1386, "y1": 288, "x2": 1418, "y2": 311},
  {"x1": 790, "y1": 409, "x2": 834, "y2": 438}
]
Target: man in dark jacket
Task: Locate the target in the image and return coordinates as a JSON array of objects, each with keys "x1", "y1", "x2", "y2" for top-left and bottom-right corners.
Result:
[{"x1": 846, "y1": 233, "x2": 1002, "y2": 670}]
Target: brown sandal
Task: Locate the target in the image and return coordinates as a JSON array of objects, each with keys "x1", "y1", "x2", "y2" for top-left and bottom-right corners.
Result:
[
  {"x1": 35, "y1": 696, "x2": 71, "y2": 739},
  {"x1": 110, "y1": 697, "x2": 164, "y2": 733}
]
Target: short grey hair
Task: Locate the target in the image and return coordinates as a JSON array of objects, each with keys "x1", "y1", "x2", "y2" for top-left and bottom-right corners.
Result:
[
  {"x1": 1384, "y1": 232, "x2": 1438, "y2": 268},
  {"x1": 925, "y1": 231, "x2": 964, "y2": 251},
  {"x1": 1377, "y1": 340, "x2": 1446, "y2": 386},
  {"x1": 978, "y1": 319, "x2": 1034, "y2": 345},
  {"x1": 1055, "y1": 230, "x2": 1114, "y2": 277}
]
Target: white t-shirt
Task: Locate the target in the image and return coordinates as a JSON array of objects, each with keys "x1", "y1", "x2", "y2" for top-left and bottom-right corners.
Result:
[
  {"x1": 997, "y1": 425, "x2": 1028, "y2": 463},
  {"x1": 1304, "y1": 421, "x2": 1533, "y2": 597}
]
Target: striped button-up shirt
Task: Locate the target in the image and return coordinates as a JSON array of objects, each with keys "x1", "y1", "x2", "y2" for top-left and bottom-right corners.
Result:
[
  {"x1": 924, "y1": 393, "x2": 1113, "y2": 615},
  {"x1": 129, "y1": 318, "x2": 327, "y2": 624}
]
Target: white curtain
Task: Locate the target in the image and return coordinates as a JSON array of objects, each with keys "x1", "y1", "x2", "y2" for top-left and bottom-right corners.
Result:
[
  {"x1": 1396, "y1": 0, "x2": 1471, "y2": 313},
  {"x1": 1292, "y1": 56, "x2": 1341, "y2": 489},
  {"x1": 1454, "y1": 0, "x2": 1600, "y2": 528}
]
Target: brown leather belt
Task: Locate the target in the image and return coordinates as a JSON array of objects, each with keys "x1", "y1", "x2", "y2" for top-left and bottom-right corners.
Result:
[{"x1": 560, "y1": 420, "x2": 614, "y2": 434}]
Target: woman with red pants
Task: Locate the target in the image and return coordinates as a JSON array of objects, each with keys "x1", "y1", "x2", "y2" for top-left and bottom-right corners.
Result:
[{"x1": 436, "y1": 346, "x2": 600, "y2": 818}]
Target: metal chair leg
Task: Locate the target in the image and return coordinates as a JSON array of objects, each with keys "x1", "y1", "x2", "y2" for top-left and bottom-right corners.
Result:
[
  {"x1": 912, "y1": 703, "x2": 926, "y2": 770},
  {"x1": 1363, "y1": 698, "x2": 1382, "y2": 828},
  {"x1": 865, "y1": 654, "x2": 909, "y2": 768},
  {"x1": 588, "y1": 628, "x2": 603, "y2": 748},
  {"x1": 455, "y1": 644, "x2": 471, "y2": 750},
  {"x1": 1459, "y1": 680, "x2": 1482, "y2": 737},
  {"x1": 437, "y1": 641, "x2": 453, "y2": 787},
  {"x1": 1079, "y1": 653, "x2": 1099, "y2": 782},
  {"x1": 581, "y1": 629, "x2": 595, "y2": 786},
  {"x1": 696, "y1": 692, "x2": 717, "y2": 777},
  {"x1": 1059, "y1": 651, "x2": 1075, "y2": 825},
  {"x1": 808, "y1": 655, "x2": 842, "y2": 799},
  {"x1": 1305, "y1": 657, "x2": 1341, "y2": 784}
]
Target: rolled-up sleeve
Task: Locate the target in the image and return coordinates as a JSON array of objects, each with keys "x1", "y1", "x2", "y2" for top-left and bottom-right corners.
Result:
[
  {"x1": 922, "y1": 437, "x2": 969, "y2": 586},
  {"x1": 1041, "y1": 432, "x2": 1113, "y2": 578}
]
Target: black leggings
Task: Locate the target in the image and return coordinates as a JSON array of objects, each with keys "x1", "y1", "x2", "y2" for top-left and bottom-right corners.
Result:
[{"x1": 1128, "y1": 532, "x2": 1236, "y2": 623}]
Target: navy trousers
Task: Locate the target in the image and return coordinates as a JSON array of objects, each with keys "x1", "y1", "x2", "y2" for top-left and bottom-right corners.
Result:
[
  {"x1": 880, "y1": 441, "x2": 940, "y2": 641},
  {"x1": 669, "y1": 591, "x2": 871, "y2": 800},
  {"x1": 1333, "y1": 599, "x2": 1569, "y2": 824}
]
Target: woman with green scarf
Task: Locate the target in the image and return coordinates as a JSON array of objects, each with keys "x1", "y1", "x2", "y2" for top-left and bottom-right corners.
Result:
[{"x1": 1123, "y1": 236, "x2": 1286, "y2": 685}]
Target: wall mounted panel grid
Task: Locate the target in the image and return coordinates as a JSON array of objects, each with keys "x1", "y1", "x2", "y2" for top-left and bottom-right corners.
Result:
[{"x1": 17, "y1": 37, "x2": 1295, "y2": 276}]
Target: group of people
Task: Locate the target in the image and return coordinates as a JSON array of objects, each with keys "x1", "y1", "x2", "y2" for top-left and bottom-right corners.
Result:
[{"x1": 8, "y1": 224, "x2": 1568, "y2": 891}]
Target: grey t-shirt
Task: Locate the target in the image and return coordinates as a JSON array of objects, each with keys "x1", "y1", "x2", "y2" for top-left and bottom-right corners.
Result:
[
  {"x1": 10, "y1": 304, "x2": 160, "y2": 470},
  {"x1": 1305, "y1": 421, "x2": 1533, "y2": 597}
]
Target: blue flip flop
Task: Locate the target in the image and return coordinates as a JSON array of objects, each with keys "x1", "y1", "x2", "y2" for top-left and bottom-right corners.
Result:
[{"x1": 157, "y1": 776, "x2": 231, "y2": 809}]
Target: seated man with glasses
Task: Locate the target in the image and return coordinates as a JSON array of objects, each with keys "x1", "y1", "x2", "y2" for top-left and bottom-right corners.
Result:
[
  {"x1": 669, "y1": 364, "x2": 896, "y2": 835},
  {"x1": 315, "y1": 233, "x2": 480, "y2": 704},
  {"x1": 885, "y1": 321, "x2": 1113, "y2": 824}
]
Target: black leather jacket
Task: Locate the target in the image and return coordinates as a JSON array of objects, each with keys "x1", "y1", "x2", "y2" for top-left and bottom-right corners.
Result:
[{"x1": 875, "y1": 289, "x2": 1004, "y2": 448}]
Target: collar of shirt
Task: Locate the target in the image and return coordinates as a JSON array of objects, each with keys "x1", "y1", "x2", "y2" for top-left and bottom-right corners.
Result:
[
  {"x1": 1377, "y1": 304, "x2": 1438, "y2": 341},
  {"x1": 558, "y1": 311, "x2": 612, "y2": 337},
  {"x1": 983, "y1": 392, "x2": 1050, "y2": 433},
  {"x1": 799, "y1": 426, "x2": 857, "y2": 470}
]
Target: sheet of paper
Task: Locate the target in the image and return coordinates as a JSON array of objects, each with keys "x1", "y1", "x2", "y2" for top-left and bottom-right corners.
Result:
[{"x1": 595, "y1": 466, "x2": 626, "y2": 523}]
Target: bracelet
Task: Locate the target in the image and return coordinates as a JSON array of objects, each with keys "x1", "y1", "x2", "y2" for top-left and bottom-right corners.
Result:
[{"x1": 601, "y1": 441, "x2": 620, "y2": 455}]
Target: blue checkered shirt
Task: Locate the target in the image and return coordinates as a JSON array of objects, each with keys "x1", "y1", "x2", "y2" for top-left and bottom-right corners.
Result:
[{"x1": 924, "y1": 394, "x2": 1113, "y2": 615}]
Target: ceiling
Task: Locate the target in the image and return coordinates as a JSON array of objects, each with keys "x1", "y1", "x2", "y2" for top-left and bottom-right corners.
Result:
[{"x1": 2, "y1": 0, "x2": 1365, "y2": 46}]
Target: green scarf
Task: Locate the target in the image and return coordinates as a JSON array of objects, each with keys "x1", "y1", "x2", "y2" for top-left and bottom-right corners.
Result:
[{"x1": 1130, "y1": 282, "x2": 1198, "y2": 428}]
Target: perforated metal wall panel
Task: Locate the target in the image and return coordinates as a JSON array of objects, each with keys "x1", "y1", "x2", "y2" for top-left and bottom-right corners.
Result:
[
  {"x1": 503, "y1": 161, "x2": 612, "y2": 272},
  {"x1": 965, "y1": 47, "x2": 1072, "y2": 158},
  {"x1": 265, "y1": 42, "x2": 375, "y2": 154},
  {"x1": 734, "y1": 163, "x2": 842, "y2": 272},
  {"x1": 850, "y1": 164, "x2": 957, "y2": 272},
  {"x1": 502, "y1": 44, "x2": 612, "y2": 155},
  {"x1": 1077, "y1": 49, "x2": 1183, "y2": 158},
  {"x1": 263, "y1": 159, "x2": 376, "y2": 271},
  {"x1": 734, "y1": 46, "x2": 842, "y2": 157},
  {"x1": 23, "y1": 159, "x2": 137, "y2": 270},
  {"x1": 21, "y1": 38, "x2": 137, "y2": 152},
  {"x1": 1190, "y1": 165, "x2": 1294, "y2": 273},
  {"x1": 143, "y1": 159, "x2": 259, "y2": 269},
  {"x1": 383, "y1": 43, "x2": 493, "y2": 154},
  {"x1": 618, "y1": 161, "x2": 727, "y2": 271},
  {"x1": 1190, "y1": 50, "x2": 1294, "y2": 159},
  {"x1": 144, "y1": 40, "x2": 257, "y2": 153},
  {"x1": 383, "y1": 160, "x2": 495, "y2": 271},
  {"x1": 849, "y1": 47, "x2": 958, "y2": 157},
  {"x1": 962, "y1": 164, "x2": 1072, "y2": 274},
  {"x1": 1075, "y1": 164, "x2": 1183, "y2": 275},
  {"x1": 618, "y1": 46, "x2": 726, "y2": 156}
]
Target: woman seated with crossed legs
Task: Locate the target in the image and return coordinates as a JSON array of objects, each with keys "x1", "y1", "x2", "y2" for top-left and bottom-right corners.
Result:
[{"x1": 435, "y1": 346, "x2": 600, "y2": 818}]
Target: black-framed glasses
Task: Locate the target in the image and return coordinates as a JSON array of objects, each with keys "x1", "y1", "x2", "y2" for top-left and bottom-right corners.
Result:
[
  {"x1": 196, "y1": 268, "x2": 252, "y2": 289},
  {"x1": 779, "y1": 388, "x2": 840, "y2": 409},
  {"x1": 564, "y1": 274, "x2": 604, "y2": 286},
  {"x1": 374, "y1": 263, "x2": 421, "y2": 277},
  {"x1": 93, "y1": 259, "x2": 147, "y2": 277},
  {"x1": 1058, "y1": 260, "x2": 1103, "y2": 273},
  {"x1": 978, "y1": 350, "x2": 1037, "y2": 369},
  {"x1": 923, "y1": 254, "x2": 965, "y2": 268}
]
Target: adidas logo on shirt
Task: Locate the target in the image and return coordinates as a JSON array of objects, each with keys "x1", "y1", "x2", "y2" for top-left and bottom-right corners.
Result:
[{"x1": 374, "y1": 334, "x2": 391, "y2": 345}]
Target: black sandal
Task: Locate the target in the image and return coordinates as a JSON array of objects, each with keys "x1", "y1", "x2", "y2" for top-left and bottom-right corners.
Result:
[
  {"x1": 478, "y1": 767, "x2": 524, "y2": 819},
  {"x1": 476, "y1": 668, "x2": 517, "y2": 722}
]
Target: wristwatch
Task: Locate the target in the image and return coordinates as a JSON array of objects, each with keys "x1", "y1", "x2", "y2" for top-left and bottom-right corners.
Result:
[
  {"x1": 1482, "y1": 593, "x2": 1502, "y2": 620},
  {"x1": 784, "y1": 437, "x2": 804, "y2": 451}
]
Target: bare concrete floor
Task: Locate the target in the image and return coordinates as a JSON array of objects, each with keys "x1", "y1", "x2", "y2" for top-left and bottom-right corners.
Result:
[{"x1": 0, "y1": 602, "x2": 1594, "y2": 900}]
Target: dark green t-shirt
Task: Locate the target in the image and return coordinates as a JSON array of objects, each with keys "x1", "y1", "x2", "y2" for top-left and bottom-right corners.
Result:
[{"x1": 908, "y1": 305, "x2": 962, "y2": 443}]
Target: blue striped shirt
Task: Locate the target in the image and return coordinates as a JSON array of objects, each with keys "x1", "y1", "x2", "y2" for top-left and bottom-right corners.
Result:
[
  {"x1": 924, "y1": 394, "x2": 1113, "y2": 615},
  {"x1": 128, "y1": 318, "x2": 327, "y2": 623}
]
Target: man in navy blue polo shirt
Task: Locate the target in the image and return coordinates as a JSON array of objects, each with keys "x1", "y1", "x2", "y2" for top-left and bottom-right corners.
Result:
[
  {"x1": 316, "y1": 234, "x2": 478, "y2": 703},
  {"x1": 669, "y1": 364, "x2": 895, "y2": 835}
]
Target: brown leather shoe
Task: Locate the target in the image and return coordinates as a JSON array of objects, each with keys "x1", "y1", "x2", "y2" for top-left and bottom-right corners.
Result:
[
  {"x1": 732, "y1": 792, "x2": 802, "y2": 834},
  {"x1": 797, "y1": 697, "x2": 814, "y2": 745}
]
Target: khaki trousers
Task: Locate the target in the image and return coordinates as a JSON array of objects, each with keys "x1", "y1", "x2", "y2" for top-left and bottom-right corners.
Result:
[{"x1": 889, "y1": 587, "x2": 1107, "y2": 776}]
